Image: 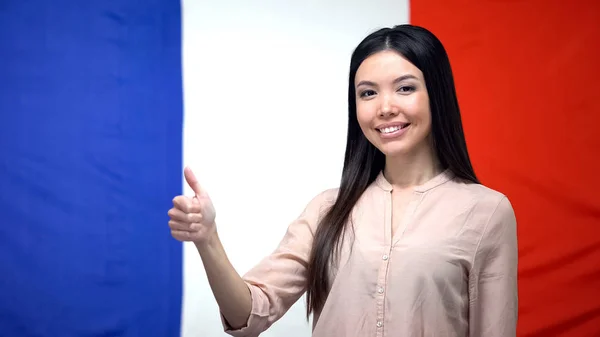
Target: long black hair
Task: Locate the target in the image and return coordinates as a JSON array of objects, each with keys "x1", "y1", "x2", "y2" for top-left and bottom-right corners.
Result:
[{"x1": 305, "y1": 24, "x2": 480, "y2": 317}]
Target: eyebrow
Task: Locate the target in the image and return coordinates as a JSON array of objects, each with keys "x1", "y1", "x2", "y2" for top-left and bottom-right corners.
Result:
[{"x1": 356, "y1": 74, "x2": 418, "y2": 88}]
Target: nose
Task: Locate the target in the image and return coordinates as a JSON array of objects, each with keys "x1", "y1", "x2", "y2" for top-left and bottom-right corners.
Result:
[{"x1": 378, "y1": 94, "x2": 397, "y2": 118}]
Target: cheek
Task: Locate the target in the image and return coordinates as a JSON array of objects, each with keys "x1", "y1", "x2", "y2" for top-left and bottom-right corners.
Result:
[
  {"x1": 355, "y1": 105, "x2": 373, "y2": 131},
  {"x1": 405, "y1": 103, "x2": 432, "y2": 134},
  {"x1": 418, "y1": 107, "x2": 432, "y2": 130},
  {"x1": 404, "y1": 96, "x2": 430, "y2": 120}
]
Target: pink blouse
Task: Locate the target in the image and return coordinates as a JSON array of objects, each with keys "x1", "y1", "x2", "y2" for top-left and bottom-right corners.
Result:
[{"x1": 221, "y1": 170, "x2": 518, "y2": 337}]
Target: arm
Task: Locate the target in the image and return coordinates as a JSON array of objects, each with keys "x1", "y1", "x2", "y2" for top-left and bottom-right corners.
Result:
[
  {"x1": 216, "y1": 189, "x2": 337, "y2": 337},
  {"x1": 172, "y1": 167, "x2": 254, "y2": 330},
  {"x1": 196, "y1": 232, "x2": 253, "y2": 330},
  {"x1": 469, "y1": 196, "x2": 519, "y2": 337}
]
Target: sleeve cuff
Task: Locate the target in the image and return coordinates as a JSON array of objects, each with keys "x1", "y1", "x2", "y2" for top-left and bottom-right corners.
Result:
[{"x1": 220, "y1": 282, "x2": 270, "y2": 337}]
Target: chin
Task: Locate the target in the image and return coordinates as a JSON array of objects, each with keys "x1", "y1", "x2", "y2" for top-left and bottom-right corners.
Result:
[
  {"x1": 376, "y1": 136, "x2": 431, "y2": 158},
  {"x1": 372, "y1": 141, "x2": 411, "y2": 156},
  {"x1": 380, "y1": 146, "x2": 412, "y2": 158}
]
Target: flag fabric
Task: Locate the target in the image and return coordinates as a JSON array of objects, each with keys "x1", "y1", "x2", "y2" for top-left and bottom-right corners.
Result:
[
  {"x1": 0, "y1": 1, "x2": 183, "y2": 336},
  {"x1": 1, "y1": 1, "x2": 599, "y2": 337},
  {"x1": 411, "y1": 1, "x2": 600, "y2": 336}
]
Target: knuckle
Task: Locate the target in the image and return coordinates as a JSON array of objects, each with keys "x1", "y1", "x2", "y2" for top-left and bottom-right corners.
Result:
[
  {"x1": 173, "y1": 196, "x2": 193, "y2": 213},
  {"x1": 171, "y1": 230, "x2": 189, "y2": 241},
  {"x1": 186, "y1": 213, "x2": 201, "y2": 224},
  {"x1": 169, "y1": 220, "x2": 185, "y2": 230},
  {"x1": 172, "y1": 195, "x2": 184, "y2": 206},
  {"x1": 189, "y1": 222, "x2": 202, "y2": 231}
]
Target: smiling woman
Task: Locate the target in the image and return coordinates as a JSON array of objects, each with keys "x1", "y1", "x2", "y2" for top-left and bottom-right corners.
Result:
[
  {"x1": 355, "y1": 51, "x2": 434, "y2": 165},
  {"x1": 168, "y1": 24, "x2": 518, "y2": 337}
]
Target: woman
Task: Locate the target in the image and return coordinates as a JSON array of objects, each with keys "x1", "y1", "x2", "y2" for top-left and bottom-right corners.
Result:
[{"x1": 168, "y1": 24, "x2": 518, "y2": 337}]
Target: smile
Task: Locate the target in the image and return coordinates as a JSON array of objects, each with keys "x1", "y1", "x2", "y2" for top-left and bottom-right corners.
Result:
[
  {"x1": 376, "y1": 123, "x2": 411, "y2": 139},
  {"x1": 376, "y1": 123, "x2": 411, "y2": 134}
]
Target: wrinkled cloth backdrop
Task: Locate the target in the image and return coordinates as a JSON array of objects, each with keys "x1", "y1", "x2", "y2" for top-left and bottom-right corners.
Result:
[{"x1": 0, "y1": 1, "x2": 598, "y2": 336}]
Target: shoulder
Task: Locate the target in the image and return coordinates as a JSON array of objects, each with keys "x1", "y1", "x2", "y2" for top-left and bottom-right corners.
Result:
[
  {"x1": 294, "y1": 187, "x2": 339, "y2": 228},
  {"x1": 315, "y1": 187, "x2": 340, "y2": 204},
  {"x1": 444, "y1": 178, "x2": 514, "y2": 219},
  {"x1": 447, "y1": 180, "x2": 517, "y2": 246},
  {"x1": 468, "y1": 183, "x2": 514, "y2": 223},
  {"x1": 432, "y1": 178, "x2": 517, "y2": 242},
  {"x1": 304, "y1": 187, "x2": 339, "y2": 215}
]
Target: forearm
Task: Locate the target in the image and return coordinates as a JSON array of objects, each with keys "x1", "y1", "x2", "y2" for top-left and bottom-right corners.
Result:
[{"x1": 196, "y1": 231, "x2": 252, "y2": 329}]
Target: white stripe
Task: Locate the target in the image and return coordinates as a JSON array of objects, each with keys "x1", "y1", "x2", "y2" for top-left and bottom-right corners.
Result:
[{"x1": 181, "y1": 2, "x2": 409, "y2": 336}]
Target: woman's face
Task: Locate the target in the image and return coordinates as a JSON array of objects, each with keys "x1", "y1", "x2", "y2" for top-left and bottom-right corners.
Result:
[{"x1": 354, "y1": 50, "x2": 432, "y2": 159}]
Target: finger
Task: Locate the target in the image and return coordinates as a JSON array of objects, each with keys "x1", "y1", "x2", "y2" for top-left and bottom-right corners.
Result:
[
  {"x1": 184, "y1": 166, "x2": 203, "y2": 197},
  {"x1": 172, "y1": 196, "x2": 202, "y2": 214},
  {"x1": 168, "y1": 207, "x2": 203, "y2": 223},
  {"x1": 171, "y1": 229, "x2": 194, "y2": 241},
  {"x1": 169, "y1": 219, "x2": 196, "y2": 232}
]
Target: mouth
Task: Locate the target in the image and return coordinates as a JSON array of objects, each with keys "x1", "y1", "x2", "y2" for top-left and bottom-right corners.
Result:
[{"x1": 376, "y1": 123, "x2": 411, "y2": 135}]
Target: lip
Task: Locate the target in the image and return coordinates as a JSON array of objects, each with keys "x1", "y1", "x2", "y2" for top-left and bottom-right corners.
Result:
[
  {"x1": 375, "y1": 122, "x2": 410, "y2": 130},
  {"x1": 375, "y1": 122, "x2": 411, "y2": 140}
]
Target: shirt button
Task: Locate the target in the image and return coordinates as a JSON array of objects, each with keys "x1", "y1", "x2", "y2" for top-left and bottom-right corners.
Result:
[
  {"x1": 377, "y1": 321, "x2": 383, "y2": 328},
  {"x1": 382, "y1": 254, "x2": 389, "y2": 260},
  {"x1": 377, "y1": 287, "x2": 384, "y2": 294}
]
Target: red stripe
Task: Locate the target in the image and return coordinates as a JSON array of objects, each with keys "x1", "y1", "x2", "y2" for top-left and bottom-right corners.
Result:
[{"x1": 411, "y1": 1, "x2": 600, "y2": 336}]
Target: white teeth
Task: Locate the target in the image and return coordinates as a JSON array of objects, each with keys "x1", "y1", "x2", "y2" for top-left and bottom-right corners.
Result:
[{"x1": 380, "y1": 126, "x2": 400, "y2": 134}]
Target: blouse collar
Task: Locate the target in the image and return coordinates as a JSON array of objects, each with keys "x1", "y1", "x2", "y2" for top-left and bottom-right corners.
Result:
[{"x1": 375, "y1": 168, "x2": 454, "y2": 193}]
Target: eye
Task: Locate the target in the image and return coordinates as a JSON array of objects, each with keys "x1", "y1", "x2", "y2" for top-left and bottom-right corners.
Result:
[
  {"x1": 398, "y1": 85, "x2": 416, "y2": 93},
  {"x1": 359, "y1": 89, "x2": 376, "y2": 98}
]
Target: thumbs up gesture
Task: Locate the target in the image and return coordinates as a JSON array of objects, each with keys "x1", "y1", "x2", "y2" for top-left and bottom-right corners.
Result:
[{"x1": 168, "y1": 167, "x2": 217, "y2": 244}]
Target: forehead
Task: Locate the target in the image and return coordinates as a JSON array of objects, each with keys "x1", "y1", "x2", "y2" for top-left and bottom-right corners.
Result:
[{"x1": 355, "y1": 50, "x2": 423, "y2": 83}]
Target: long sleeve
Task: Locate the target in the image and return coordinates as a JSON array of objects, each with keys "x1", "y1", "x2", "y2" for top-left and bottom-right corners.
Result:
[
  {"x1": 221, "y1": 188, "x2": 338, "y2": 337},
  {"x1": 468, "y1": 196, "x2": 519, "y2": 337}
]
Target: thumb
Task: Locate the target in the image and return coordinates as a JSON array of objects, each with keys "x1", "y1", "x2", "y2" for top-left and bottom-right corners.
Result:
[{"x1": 184, "y1": 166, "x2": 204, "y2": 197}]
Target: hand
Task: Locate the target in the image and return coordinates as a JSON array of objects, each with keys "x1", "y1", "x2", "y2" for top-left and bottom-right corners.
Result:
[{"x1": 168, "y1": 166, "x2": 217, "y2": 244}]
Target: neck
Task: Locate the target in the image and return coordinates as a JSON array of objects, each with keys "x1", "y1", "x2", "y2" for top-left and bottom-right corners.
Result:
[{"x1": 383, "y1": 143, "x2": 443, "y2": 191}]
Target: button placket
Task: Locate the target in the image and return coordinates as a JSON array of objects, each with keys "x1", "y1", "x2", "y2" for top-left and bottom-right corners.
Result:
[{"x1": 375, "y1": 247, "x2": 391, "y2": 336}]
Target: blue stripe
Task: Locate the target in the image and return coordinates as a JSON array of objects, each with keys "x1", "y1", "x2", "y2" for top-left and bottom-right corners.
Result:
[{"x1": 0, "y1": 1, "x2": 183, "y2": 336}]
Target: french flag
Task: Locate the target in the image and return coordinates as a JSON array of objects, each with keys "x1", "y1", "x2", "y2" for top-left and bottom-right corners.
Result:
[{"x1": 0, "y1": 1, "x2": 598, "y2": 337}]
